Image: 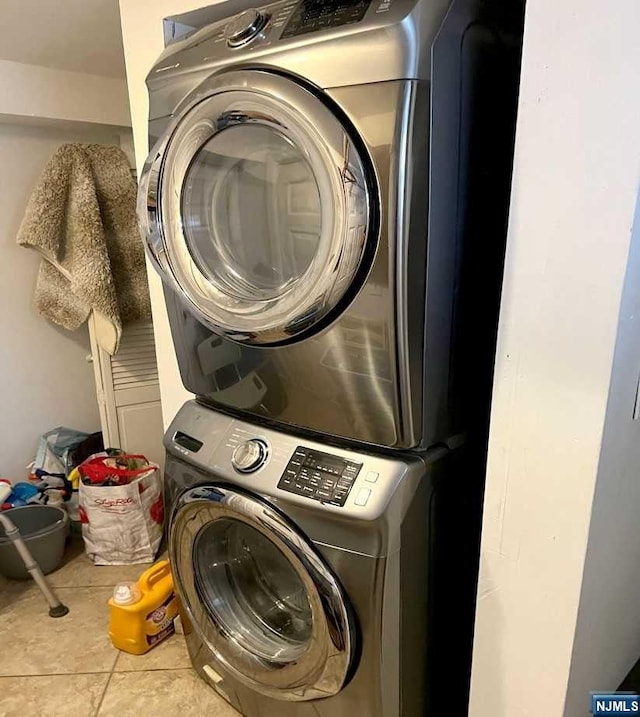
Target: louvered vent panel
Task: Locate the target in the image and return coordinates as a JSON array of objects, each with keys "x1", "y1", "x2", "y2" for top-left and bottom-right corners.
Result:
[{"x1": 111, "y1": 322, "x2": 159, "y2": 389}]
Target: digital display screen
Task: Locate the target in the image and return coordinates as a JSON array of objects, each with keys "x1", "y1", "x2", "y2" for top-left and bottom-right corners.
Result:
[
  {"x1": 303, "y1": 450, "x2": 347, "y2": 475},
  {"x1": 282, "y1": 0, "x2": 372, "y2": 39}
]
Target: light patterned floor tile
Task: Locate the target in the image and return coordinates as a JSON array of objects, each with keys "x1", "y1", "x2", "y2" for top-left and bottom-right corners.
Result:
[
  {"x1": 0, "y1": 574, "x2": 33, "y2": 610},
  {"x1": 0, "y1": 673, "x2": 109, "y2": 717},
  {"x1": 114, "y1": 632, "x2": 191, "y2": 672},
  {"x1": 0, "y1": 586, "x2": 117, "y2": 676},
  {"x1": 97, "y1": 669, "x2": 241, "y2": 716}
]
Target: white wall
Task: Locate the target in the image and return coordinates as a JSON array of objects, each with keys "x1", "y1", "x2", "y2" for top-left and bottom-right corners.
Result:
[
  {"x1": 0, "y1": 60, "x2": 131, "y2": 128},
  {"x1": 0, "y1": 122, "x2": 123, "y2": 481},
  {"x1": 564, "y1": 195, "x2": 640, "y2": 710},
  {"x1": 119, "y1": 0, "x2": 216, "y2": 427},
  {"x1": 469, "y1": 1, "x2": 640, "y2": 716}
]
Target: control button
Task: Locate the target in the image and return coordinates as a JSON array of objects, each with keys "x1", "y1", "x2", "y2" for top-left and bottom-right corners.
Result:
[
  {"x1": 225, "y1": 8, "x2": 269, "y2": 47},
  {"x1": 354, "y1": 488, "x2": 371, "y2": 507},
  {"x1": 365, "y1": 471, "x2": 379, "y2": 483},
  {"x1": 231, "y1": 439, "x2": 268, "y2": 473},
  {"x1": 317, "y1": 489, "x2": 333, "y2": 500}
]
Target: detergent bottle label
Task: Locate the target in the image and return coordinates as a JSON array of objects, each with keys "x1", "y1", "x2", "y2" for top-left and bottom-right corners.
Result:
[{"x1": 145, "y1": 593, "x2": 179, "y2": 647}]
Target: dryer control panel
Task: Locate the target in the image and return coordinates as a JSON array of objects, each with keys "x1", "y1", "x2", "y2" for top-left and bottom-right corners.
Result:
[{"x1": 278, "y1": 447, "x2": 362, "y2": 506}]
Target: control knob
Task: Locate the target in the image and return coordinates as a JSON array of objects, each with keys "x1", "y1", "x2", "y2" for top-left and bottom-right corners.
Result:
[
  {"x1": 225, "y1": 9, "x2": 269, "y2": 47},
  {"x1": 232, "y1": 439, "x2": 268, "y2": 473}
]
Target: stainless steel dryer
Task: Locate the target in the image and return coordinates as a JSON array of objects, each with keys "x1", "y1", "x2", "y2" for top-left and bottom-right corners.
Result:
[
  {"x1": 139, "y1": 0, "x2": 523, "y2": 451},
  {"x1": 164, "y1": 401, "x2": 448, "y2": 717}
]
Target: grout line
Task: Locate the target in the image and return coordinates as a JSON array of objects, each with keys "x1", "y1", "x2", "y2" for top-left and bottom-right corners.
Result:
[
  {"x1": 0, "y1": 661, "x2": 195, "y2": 680},
  {"x1": 112, "y1": 667, "x2": 194, "y2": 674},
  {"x1": 48, "y1": 586, "x2": 150, "y2": 592},
  {"x1": 92, "y1": 650, "x2": 120, "y2": 716},
  {"x1": 111, "y1": 650, "x2": 122, "y2": 674},
  {"x1": 0, "y1": 670, "x2": 116, "y2": 679},
  {"x1": 94, "y1": 670, "x2": 115, "y2": 717}
]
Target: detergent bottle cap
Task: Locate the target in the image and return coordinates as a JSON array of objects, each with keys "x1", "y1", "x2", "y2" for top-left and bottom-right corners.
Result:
[{"x1": 112, "y1": 582, "x2": 142, "y2": 606}]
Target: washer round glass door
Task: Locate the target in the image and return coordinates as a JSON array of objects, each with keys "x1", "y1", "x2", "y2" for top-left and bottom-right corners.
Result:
[
  {"x1": 170, "y1": 485, "x2": 355, "y2": 701},
  {"x1": 139, "y1": 69, "x2": 377, "y2": 345}
]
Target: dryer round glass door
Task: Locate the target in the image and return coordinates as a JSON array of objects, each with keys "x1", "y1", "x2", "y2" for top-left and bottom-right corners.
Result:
[
  {"x1": 182, "y1": 123, "x2": 321, "y2": 303},
  {"x1": 169, "y1": 485, "x2": 356, "y2": 701},
  {"x1": 139, "y1": 69, "x2": 378, "y2": 345}
]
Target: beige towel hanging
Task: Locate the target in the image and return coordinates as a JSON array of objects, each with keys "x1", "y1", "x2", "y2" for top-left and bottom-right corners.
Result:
[{"x1": 17, "y1": 143, "x2": 151, "y2": 355}]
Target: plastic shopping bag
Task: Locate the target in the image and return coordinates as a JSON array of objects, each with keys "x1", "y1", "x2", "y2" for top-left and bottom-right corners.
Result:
[
  {"x1": 34, "y1": 427, "x2": 93, "y2": 475},
  {"x1": 79, "y1": 458, "x2": 163, "y2": 565}
]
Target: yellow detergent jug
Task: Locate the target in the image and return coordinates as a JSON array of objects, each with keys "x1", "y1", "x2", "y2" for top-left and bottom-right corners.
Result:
[{"x1": 108, "y1": 559, "x2": 180, "y2": 655}]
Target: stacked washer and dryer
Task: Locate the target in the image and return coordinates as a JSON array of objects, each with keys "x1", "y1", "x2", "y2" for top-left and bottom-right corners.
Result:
[{"x1": 138, "y1": 0, "x2": 523, "y2": 715}]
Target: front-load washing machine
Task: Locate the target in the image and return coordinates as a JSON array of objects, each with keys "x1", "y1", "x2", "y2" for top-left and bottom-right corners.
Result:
[
  {"x1": 164, "y1": 401, "x2": 449, "y2": 717},
  {"x1": 139, "y1": 0, "x2": 523, "y2": 451}
]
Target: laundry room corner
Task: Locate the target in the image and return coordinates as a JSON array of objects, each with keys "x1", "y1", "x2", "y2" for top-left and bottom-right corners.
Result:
[
  {"x1": 4, "y1": 1, "x2": 640, "y2": 717},
  {"x1": 0, "y1": 4, "x2": 185, "y2": 713},
  {"x1": 0, "y1": 36, "x2": 133, "y2": 483}
]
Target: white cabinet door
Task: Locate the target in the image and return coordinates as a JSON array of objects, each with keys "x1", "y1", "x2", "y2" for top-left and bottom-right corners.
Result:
[{"x1": 89, "y1": 318, "x2": 165, "y2": 471}]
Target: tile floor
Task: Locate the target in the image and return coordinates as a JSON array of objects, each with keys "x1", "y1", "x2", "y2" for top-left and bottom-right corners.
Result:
[{"x1": 0, "y1": 537, "x2": 240, "y2": 717}]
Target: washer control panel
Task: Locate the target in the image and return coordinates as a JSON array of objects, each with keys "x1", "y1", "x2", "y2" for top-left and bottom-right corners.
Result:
[
  {"x1": 165, "y1": 402, "x2": 427, "y2": 521},
  {"x1": 278, "y1": 447, "x2": 362, "y2": 506}
]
